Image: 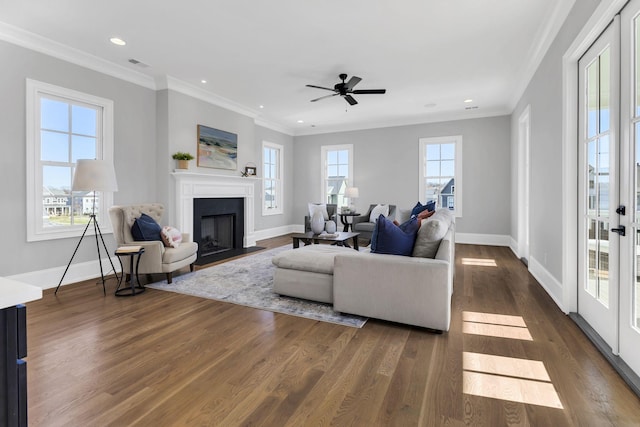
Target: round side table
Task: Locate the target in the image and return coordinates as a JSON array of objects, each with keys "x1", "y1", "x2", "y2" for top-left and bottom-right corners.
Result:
[
  {"x1": 114, "y1": 246, "x2": 145, "y2": 296},
  {"x1": 339, "y1": 212, "x2": 359, "y2": 232}
]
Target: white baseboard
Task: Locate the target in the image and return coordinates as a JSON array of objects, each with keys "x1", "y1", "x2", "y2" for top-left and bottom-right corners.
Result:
[
  {"x1": 253, "y1": 224, "x2": 303, "y2": 243},
  {"x1": 7, "y1": 256, "x2": 121, "y2": 290},
  {"x1": 528, "y1": 255, "x2": 565, "y2": 312},
  {"x1": 509, "y1": 237, "x2": 519, "y2": 258},
  {"x1": 455, "y1": 233, "x2": 511, "y2": 246}
]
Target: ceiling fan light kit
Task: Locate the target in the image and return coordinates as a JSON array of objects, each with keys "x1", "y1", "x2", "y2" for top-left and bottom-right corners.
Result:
[{"x1": 307, "y1": 73, "x2": 386, "y2": 105}]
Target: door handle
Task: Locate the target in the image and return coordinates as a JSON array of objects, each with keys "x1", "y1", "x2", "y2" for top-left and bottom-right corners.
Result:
[
  {"x1": 611, "y1": 225, "x2": 626, "y2": 236},
  {"x1": 616, "y1": 205, "x2": 626, "y2": 215}
]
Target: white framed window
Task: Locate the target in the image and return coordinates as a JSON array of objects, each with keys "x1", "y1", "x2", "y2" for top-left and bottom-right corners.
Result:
[
  {"x1": 262, "y1": 141, "x2": 283, "y2": 215},
  {"x1": 26, "y1": 79, "x2": 114, "y2": 241},
  {"x1": 419, "y1": 135, "x2": 463, "y2": 216},
  {"x1": 321, "y1": 144, "x2": 353, "y2": 207}
]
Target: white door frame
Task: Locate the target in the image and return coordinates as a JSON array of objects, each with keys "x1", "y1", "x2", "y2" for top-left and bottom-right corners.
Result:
[
  {"x1": 562, "y1": 0, "x2": 628, "y2": 314},
  {"x1": 517, "y1": 105, "x2": 531, "y2": 262}
]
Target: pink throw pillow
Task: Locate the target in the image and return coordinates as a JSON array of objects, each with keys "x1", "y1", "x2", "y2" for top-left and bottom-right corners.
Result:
[{"x1": 161, "y1": 226, "x2": 182, "y2": 248}]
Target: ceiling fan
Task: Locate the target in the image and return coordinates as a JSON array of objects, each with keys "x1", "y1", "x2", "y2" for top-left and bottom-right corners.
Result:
[{"x1": 306, "y1": 73, "x2": 386, "y2": 105}]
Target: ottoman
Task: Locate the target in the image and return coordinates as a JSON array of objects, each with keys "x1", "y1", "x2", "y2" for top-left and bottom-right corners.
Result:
[{"x1": 271, "y1": 244, "x2": 355, "y2": 303}]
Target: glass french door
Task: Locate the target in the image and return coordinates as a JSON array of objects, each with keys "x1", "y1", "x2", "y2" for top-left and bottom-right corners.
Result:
[
  {"x1": 578, "y1": 1, "x2": 640, "y2": 378},
  {"x1": 618, "y1": 0, "x2": 640, "y2": 376},
  {"x1": 578, "y1": 19, "x2": 620, "y2": 352}
]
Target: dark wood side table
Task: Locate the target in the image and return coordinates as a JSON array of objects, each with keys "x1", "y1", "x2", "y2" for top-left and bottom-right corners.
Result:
[
  {"x1": 115, "y1": 246, "x2": 145, "y2": 297},
  {"x1": 338, "y1": 212, "x2": 360, "y2": 232}
]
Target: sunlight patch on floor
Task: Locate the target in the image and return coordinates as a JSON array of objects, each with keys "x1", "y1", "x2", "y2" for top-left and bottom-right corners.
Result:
[
  {"x1": 462, "y1": 311, "x2": 532, "y2": 340},
  {"x1": 462, "y1": 258, "x2": 497, "y2": 267},
  {"x1": 463, "y1": 352, "x2": 550, "y2": 382}
]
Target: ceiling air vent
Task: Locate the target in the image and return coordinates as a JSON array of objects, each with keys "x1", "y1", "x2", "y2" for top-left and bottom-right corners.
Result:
[{"x1": 128, "y1": 58, "x2": 150, "y2": 68}]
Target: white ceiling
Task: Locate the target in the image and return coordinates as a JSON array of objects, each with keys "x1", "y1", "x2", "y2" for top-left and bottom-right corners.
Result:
[{"x1": 0, "y1": 0, "x2": 574, "y2": 135}]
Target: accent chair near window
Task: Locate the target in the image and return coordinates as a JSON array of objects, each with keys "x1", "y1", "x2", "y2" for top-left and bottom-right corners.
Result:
[{"x1": 351, "y1": 204, "x2": 396, "y2": 241}]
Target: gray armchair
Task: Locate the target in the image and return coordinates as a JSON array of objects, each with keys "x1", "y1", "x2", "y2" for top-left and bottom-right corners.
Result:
[
  {"x1": 304, "y1": 203, "x2": 337, "y2": 232},
  {"x1": 352, "y1": 204, "x2": 397, "y2": 241},
  {"x1": 109, "y1": 203, "x2": 198, "y2": 284}
]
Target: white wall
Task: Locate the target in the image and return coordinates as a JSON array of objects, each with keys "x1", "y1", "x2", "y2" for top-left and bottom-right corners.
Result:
[
  {"x1": 294, "y1": 115, "x2": 511, "y2": 239},
  {"x1": 510, "y1": 0, "x2": 600, "y2": 306},
  {"x1": 0, "y1": 40, "x2": 157, "y2": 278}
]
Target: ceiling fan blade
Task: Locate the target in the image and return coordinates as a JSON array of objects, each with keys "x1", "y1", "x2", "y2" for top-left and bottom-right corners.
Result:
[
  {"x1": 310, "y1": 93, "x2": 339, "y2": 102},
  {"x1": 306, "y1": 84, "x2": 336, "y2": 92},
  {"x1": 351, "y1": 89, "x2": 386, "y2": 94},
  {"x1": 344, "y1": 76, "x2": 362, "y2": 90},
  {"x1": 344, "y1": 94, "x2": 358, "y2": 105}
]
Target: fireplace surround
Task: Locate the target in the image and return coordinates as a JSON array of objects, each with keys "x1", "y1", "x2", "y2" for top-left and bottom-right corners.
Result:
[{"x1": 172, "y1": 172, "x2": 258, "y2": 260}]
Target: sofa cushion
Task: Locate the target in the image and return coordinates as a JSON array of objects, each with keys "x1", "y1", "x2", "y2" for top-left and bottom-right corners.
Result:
[
  {"x1": 371, "y1": 215, "x2": 418, "y2": 256},
  {"x1": 369, "y1": 204, "x2": 390, "y2": 222},
  {"x1": 162, "y1": 241, "x2": 198, "y2": 264},
  {"x1": 412, "y1": 218, "x2": 448, "y2": 258},
  {"x1": 431, "y1": 208, "x2": 455, "y2": 228},
  {"x1": 272, "y1": 245, "x2": 353, "y2": 275},
  {"x1": 131, "y1": 213, "x2": 162, "y2": 241},
  {"x1": 410, "y1": 200, "x2": 435, "y2": 218}
]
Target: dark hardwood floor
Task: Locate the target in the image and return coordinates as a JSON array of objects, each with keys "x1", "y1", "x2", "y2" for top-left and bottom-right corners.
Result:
[{"x1": 24, "y1": 236, "x2": 640, "y2": 426}]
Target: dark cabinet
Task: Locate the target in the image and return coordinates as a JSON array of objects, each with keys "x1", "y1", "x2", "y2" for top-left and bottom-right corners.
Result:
[{"x1": 1, "y1": 304, "x2": 27, "y2": 427}]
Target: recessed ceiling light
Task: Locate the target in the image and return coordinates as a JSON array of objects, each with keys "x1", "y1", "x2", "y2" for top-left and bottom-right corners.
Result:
[
  {"x1": 201, "y1": 79, "x2": 207, "y2": 84},
  {"x1": 297, "y1": 120, "x2": 304, "y2": 124},
  {"x1": 464, "y1": 99, "x2": 473, "y2": 103},
  {"x1": 110, "y1": 37, "x2": 127, "y2": 46},
  {"x1": 259, "y1": 105, "x2": 264, "y2": 109}
]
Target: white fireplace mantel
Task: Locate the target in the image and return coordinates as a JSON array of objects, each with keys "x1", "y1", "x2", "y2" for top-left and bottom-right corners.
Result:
[{"x1": 172, "y1": 172, "x2": 259, "y2": 247}]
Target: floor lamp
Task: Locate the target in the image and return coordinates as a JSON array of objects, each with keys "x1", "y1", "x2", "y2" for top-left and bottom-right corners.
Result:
[{"x1": 55, "y1": 159, "x2": 119, "y2": 295}]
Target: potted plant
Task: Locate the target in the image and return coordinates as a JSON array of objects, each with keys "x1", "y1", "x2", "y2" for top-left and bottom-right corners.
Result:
[{"x1": 172, "y1": 152, "x2": 194, "y2": 169}]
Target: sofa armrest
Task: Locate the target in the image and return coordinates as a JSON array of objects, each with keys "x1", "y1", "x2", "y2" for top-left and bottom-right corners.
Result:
[
  {"x1": 333, "y1": 253, "x2": 452, "y2": 331},
  {"x1": 181, "y1": 233, "x2": 192, "y2": 242}
]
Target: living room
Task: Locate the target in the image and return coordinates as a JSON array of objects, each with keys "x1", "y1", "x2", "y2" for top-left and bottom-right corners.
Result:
[{"x1": 2, "y1": 0, "x2": 640, "y2": 425}]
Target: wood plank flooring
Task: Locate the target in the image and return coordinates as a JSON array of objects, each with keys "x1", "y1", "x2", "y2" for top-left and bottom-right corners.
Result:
[{"x1": 24, "y1": 237, "x2": 640, "y2": 426}]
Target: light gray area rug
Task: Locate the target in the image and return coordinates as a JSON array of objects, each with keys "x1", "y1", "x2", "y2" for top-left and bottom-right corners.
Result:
[{"x1": 147, "y1": 245, "x2": 367, "y2": 328}]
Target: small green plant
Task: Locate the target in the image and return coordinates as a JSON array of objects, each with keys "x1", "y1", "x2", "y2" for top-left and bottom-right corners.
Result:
[{"x1": 172, "y1": 152, "x2": 194, "y2": 161}]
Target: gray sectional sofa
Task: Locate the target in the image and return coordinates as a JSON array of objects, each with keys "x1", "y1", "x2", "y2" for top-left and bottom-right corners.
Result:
[{"x1": 272, "y1": 209, "x2": 455, "y2": 331}]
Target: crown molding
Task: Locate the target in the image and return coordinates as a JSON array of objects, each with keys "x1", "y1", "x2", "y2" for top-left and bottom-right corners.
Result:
[
  {"x1": 0, "y1": 20, "x2": 155, "y2": 90},
  {"x1": 254, "y1": 118, "x2": 294, "y2": 136},
  {"x1": 508, "y1": 0, "x2": 576, "y2": 110},
  {"x1": 158, "y1": 75, "x2": 262, "y2": 120},
  {"x1": 293, "y1": 107, "x2": 511, "y2": 136}
]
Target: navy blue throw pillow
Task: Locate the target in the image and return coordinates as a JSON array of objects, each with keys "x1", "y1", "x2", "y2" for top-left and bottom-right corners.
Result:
[
  {"x1": 425, "y1": 200, "x2": 436, "y2": 212},
  {"x1": 371, "y1": 214, "x2": 418, "y2": 256},
  {"x1": 131, "y1": 213, "x2": 162, "y2": 241}
]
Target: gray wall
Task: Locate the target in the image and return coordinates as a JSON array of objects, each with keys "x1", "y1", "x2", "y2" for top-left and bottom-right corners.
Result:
[
  {"x1": 0, "y1": 40, "x2": 157, "y2": 277},
  {"x1": 294, "y1": 115, "x2": 511, "y2": 235},
  {"x1": 254, "y1": 125, "x2": 295, "y2": 230},
  {"x1": 510, "y1": 0, "x2": 599, "y2": 283}
]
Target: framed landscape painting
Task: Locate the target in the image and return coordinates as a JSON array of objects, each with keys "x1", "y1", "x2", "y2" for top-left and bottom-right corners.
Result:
[{"x1": 197, "y1": 125, "x2": 238, "y2": 170}]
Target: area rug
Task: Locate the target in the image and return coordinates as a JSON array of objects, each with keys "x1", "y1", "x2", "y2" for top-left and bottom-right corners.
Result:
[{"x1": 147, "y1": 245, "x2": 367, "y2": 328}]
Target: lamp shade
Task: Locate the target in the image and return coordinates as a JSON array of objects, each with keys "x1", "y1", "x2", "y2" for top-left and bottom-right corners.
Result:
[
  {"x1": 72, "y1": 159, "x2": 118, "y2": 192},
  {"x1": 345, "y1": 187, "x2": 359, "y2": 198}
]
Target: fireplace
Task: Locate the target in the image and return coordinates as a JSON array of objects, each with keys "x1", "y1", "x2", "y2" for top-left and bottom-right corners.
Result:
[{"x1": 193, "y1": 198, "x2": 244, "y2": 265}]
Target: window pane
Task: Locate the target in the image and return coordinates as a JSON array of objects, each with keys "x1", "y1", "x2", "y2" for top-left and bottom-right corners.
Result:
[
  {"x1": 636, "y1": 122, "x2": 640, "y2": 220},
  {"x1": 587, "y1": 218, "x2": 598, "y2": 297},
  {"x1": 270, "y1": 164, "x2": 277, "y2": 179},
  {"x1": 328, "y1": 165, "x2": 338, "y2": 177},
  {"x1": 441, "y1": 160, "x2": 455, "y2": 177},
  {"x1": 43, "y1": 165, "x2": 71, "y2": 190},
  {"x1": 600, "y1": 47, "x2": 610, "y2": 133},
  {"x1": 587, "y1": 59, "x2": 598, "y2": 138},
  {"x1": 328, "y1": 150, "x2": 338, "y2": 164},
  {"x1": 72, "y1": 105, "x2": 97, "y2": 136},
  {"x1": 337, "y1": 150, "x2": 348, "y2": 164},
  {"x1": 337, "y1": 164, "x2": 349, "y2": 178},
  {"x1": 441, "y1": 143, "x2": 455, "y2": 160},
  {"x1": 636, "y1": 17, "x2": 640, "y2": 116},
  {"x1": 41, "y1": 98, "x2": 69, "y2": 132},
  {"x1": 588, "y1": 140, "x2": 597, "y2": 213},
  {"x1": 598, "y1": 220, "x2": 610, "y2": 306},
  {"x1": 41, "y1": 131, "x2": 69, "y2": 162},
  {"x1": 426, "y1": 144, "x2": 440, "y2": 159},
  {"x1": 72, "y1": 135, "x2": 96, "y2": 162},
  {"x1": 426, "y1": 160, "x2": 440, "y2": 177},
  {"x1": 597, "y1": 136, "x2": 610, "y2": 218}
]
